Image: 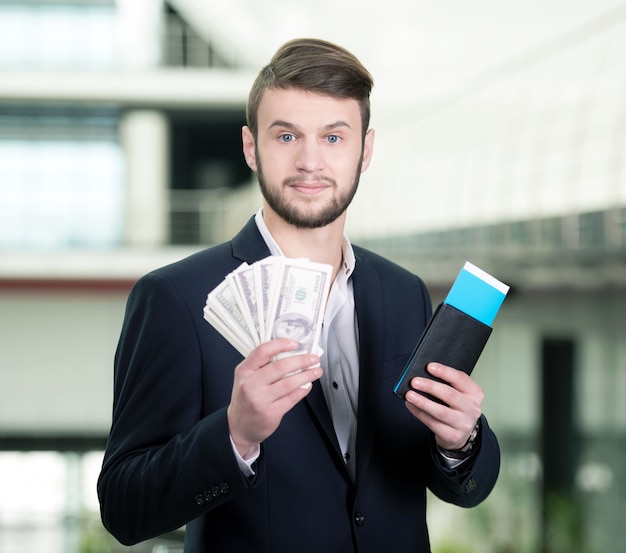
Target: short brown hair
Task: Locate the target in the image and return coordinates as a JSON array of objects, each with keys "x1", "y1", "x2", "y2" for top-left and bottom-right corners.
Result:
[{"x1": 246, "y1": 38, "x2": 374, "y2": 138}]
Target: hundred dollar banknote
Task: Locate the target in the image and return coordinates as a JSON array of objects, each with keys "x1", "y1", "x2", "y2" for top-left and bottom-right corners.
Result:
[
  {"x1": 203, "y1": 277, "x2": 256, "y2": 356},
  {"x1": 265, "y1": 258, "x2": 332, "y2": 358},
  {"x1": 228, "y1": 263, "x2": 262, "y2": 345},
  {"x1": 203, "y1": 256, "x2": 332, "y2": 360}
]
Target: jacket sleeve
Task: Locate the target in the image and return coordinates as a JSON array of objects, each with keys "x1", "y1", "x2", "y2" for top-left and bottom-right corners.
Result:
[
  {"x1": 426, "y1": 414, "x2": 500, "y2": 507},
  {"x1": 97, "y1": 272, "x2": 251, "y2": 545}
]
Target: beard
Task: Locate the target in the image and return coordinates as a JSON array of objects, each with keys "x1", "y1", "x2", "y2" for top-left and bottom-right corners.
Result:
[{"x1": 255, "y1": 148, "x2": 364, "y2": 229}]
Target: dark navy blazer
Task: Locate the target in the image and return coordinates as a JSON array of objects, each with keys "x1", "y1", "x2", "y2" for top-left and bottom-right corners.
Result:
[{"x1": 98, "y1": 217, "x2": 500, "y2": 553}]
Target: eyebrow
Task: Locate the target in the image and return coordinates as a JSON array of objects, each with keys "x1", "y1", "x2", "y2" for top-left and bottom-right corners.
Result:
[{"x1": 268, "y1": 120, "x2": 353, "y2": 132}]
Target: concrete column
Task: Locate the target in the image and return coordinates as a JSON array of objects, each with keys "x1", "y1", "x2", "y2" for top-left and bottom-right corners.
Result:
[
  {"x1": 121, "y1": 110, "x2": 169, "y2": 246},
  {"x1": 63, "y1": 452, "x2": 82, "y2": 553},
  {"x1": 116, "y1": 0, "x2": 164, "y2": 68}
]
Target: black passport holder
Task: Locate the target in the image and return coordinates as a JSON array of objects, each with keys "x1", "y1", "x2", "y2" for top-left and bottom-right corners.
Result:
[{"x1": 393, "y1": 302, "x2": 492, "y2": 401}]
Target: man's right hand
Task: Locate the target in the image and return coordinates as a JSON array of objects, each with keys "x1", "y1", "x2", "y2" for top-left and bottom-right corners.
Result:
[{"x1": 227, "y1": 338, "x2": 322, "y2": 459}]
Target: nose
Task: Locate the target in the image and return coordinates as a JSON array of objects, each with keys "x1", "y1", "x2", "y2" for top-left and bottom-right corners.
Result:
[{"x1": 295, "y1": 138, "x2": 325, "y2": 173}]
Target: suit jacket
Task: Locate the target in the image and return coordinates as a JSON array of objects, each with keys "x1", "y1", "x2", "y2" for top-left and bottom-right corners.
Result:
[{"x1": 98, "y1": 217, "x2": 500, "y2": 553}]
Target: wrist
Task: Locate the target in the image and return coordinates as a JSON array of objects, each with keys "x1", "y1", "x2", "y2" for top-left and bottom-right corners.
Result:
[
  {"x1": 438, "y1": 419, "x2": 481, "y2": 460},
  {"x1": 231, "y1": 435, "x2": 259, "y2": 460},
  {"x1": 227, "y1": 407, "x2": 259, "y2": 459}
]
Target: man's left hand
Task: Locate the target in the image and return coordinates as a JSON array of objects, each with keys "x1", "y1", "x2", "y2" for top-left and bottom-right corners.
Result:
[{"x1": 404, "y1": 362, "x2": 483, "y2": 450}]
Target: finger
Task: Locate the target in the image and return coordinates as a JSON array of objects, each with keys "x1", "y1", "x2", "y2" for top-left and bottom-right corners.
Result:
[
  {"x1": 271, "y1": 358, "x2": 321, "y2": 394},
  {"x1": 247, "y1": 338, "x2": 301, "y2": 368},
  {"x1": 405, "y1": 386, "x2": 476, "y2": 434},
  {"x1": 235, "y1": 353, "x2": 320, "y2": 409},
  {"x1": 261, "y1": 358, "x2": 322, "y2": 402},
  {"x1": 404, "y1": 392, "x2": 475, "y2": 448},
  {"x1": 269, "y1": 364, "x2": 322, "y2": 408},
  {"x1": 283, "y1": 357, "x2": 321, "y2": 378},
  {"x1": 261, "y1": 352, "x2": 319, "y2": 385},
  {"x1": 425, "y1": 363, "x2": 479, "y2": 394},
  {"x1": 405, "y1": 388, "x2": 454, "y2": 423},
  {"x1": 283, "y1": 360, "x2": 322, "y2": 390},
  {"x1": 404, "y1": 398, "x2": 444, "y2": 431},
  {"x1": 409, "y1": 376, "x2": 461, "y2": 409},
  {"x1": 410, "y1": 364, "x2": 484, "y2": 406}
]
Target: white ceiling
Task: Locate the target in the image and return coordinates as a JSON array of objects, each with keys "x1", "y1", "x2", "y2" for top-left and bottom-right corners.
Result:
[
  {"x1": 169, "y1": 0, "x2": 626, "y2": 102},
  {"x1": 164, "y1": 0, "x2": 626, "y2": 240}
]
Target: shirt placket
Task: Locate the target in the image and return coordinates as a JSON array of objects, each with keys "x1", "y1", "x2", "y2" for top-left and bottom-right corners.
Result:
[{"x1": 321, "y1": 281, "x2": 358, "y2": 481}]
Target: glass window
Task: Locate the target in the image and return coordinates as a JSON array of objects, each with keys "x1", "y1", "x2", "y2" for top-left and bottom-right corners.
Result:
[
  {"x1": 0, "y1": 139, "x2": 124, "y2": 249},
  {"x1": 0, "y1": 2, "x2": 117, "y2": 70},
  {"x1": 0, "y1": 450, "x2": 108, "y2": 553}
]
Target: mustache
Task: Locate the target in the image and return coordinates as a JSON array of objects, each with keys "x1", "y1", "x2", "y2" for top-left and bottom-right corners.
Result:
[{"x1": 283, "y1": 175, "x2": 336, "y2": 186}]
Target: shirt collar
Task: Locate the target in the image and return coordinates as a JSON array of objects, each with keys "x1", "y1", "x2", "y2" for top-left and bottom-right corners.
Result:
[{"x1": 254, "y1": 208, "x2": 356, "y2": 278}]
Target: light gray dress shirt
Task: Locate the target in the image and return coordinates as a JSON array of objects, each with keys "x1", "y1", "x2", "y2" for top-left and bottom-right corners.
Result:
[
  {"x1": 231, "y1": 211, "x2": 465, "y2": 477},
  {"x1": 254, "y1": 210, "x2": 360, "y2": 480}
]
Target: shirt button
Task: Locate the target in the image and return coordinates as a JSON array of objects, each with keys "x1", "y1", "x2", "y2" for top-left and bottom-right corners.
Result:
[
  {"x1": 332, "y1": 381, "x2": 339, "y2": 389},
  {"x1": 354, "y1": 512, "x2": 365, "y2": 526}
]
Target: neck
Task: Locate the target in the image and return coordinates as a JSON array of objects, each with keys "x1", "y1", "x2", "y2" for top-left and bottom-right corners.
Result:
[{"x1": 262, "y1": 207, "x2": 346, "y2": 278}]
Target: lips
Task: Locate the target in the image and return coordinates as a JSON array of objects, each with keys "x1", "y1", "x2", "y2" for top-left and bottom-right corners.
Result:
[
  {"x1": 284, "y1": 177, "x2": 334, "y2": 194},
  {"x1": 290, "y1": 183, "x2": 329, "y2": 194}
]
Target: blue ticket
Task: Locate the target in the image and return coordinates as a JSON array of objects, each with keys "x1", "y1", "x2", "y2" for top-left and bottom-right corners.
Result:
[{"x1": 444, "y1": 262, "x2": 509, "y2": 326}]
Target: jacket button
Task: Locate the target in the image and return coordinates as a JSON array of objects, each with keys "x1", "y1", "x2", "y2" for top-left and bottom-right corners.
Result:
[
  {"x1": 465, "y1": 477, "x2": 478, "y2": 493},
  {"x1": 220, "y1": 483, "x2": 230, "y2": 495},
  {"x1": 195, "y1": 494, "x2": 205, "y2": 506},
  {"x1": 354, "y1": 512, "x2": 365, "y2": 526}
]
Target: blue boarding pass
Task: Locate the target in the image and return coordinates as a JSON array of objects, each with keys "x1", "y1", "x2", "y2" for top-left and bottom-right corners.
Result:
[{"x1": 444, "y1": 262, "x2": 510, "y2": 326}]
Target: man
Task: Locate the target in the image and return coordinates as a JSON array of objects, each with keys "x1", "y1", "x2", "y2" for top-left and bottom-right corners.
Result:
[{"x1": 98, "y1": 38, "x2": 500, "y2": 552}]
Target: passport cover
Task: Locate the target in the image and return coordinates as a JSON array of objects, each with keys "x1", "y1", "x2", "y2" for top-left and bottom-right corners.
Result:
[
  {"x1": 393, "y1": 302, "x2": 492, "y2": 401},
  {"x1": 445, "y1": 261, "x2": 508, "y2": 326}
]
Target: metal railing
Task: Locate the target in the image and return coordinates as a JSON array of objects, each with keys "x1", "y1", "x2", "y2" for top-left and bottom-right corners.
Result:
[{"x1": 363, "y1": 207, "x2": 626, "y2": 260}]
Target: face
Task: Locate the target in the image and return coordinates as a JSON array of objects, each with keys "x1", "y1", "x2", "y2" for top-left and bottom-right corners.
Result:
[
  {"x1": 274, "y1": 319, "x2": 311, "y2": 341},
  {"x1": 243, "y1": 88, "x2": 374, "y2": 229}
]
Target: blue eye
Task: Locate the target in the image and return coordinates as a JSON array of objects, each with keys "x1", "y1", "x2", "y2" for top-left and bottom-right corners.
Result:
[
  {"x1": 280, "y1": 133, "x2": 295, "y2": 143},
  {"x1": 327, "y1": 135, "x2": 340, "y2": 144}
]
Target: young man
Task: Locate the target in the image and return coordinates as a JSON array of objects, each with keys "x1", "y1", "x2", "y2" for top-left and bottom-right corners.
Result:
[{"x1": 98, "y1": 38, "x2": 500, "y2": 552}]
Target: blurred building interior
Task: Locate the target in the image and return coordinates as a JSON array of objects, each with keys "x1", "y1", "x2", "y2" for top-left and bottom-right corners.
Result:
[{"x1": 0, "y1": 1, "x2": 625, "y2": 552}]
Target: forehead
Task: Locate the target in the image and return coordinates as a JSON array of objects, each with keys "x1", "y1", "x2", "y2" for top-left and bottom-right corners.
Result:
[{"x1": 256, "y1": 87, "x2": 362, "y2": 131}]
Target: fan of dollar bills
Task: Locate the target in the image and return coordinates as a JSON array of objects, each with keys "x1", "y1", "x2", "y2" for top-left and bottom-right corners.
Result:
[{"x1": 203, "y1": 256, "x2": 333, "y2": 358}]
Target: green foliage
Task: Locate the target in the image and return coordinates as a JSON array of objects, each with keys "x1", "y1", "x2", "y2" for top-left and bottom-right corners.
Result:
[
  {"x1": 434, "y1": 542, "x2": 475, "y2": 553},
  {"x1": 542, "y1": 492, "x2": 592, "y2": 553},
  {"x1": 77, "y1": 514, "x2": 113, "y2": 553}
]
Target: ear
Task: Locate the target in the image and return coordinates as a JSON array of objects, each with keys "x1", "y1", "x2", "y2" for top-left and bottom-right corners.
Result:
[
  {"x1": 242, "y1": 126, "x2": 258, "y2": 172},
  {"x1": 360, "y1": 128, "x2": 375, "y2": 173}
]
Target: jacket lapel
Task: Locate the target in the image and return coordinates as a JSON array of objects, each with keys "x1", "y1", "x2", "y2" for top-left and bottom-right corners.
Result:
[
  {"x1": 352, "y1": 253, "x2": 384, "y2": 488},
  {"x1": 299, "y1": 247, "x2": 387, "y2": 484},
  {"x1": 232, "y1": 217, "x2": 375, "y2": 477},
  {"x1": 231, "y1": 216, "x2": 272, "y2": 263},
  {"x1": 303, "y1": 380, "x2": 345, "y2": 460},
  {"x1": 232, "y1": 217, "x2": 345, "y2": 460}
]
